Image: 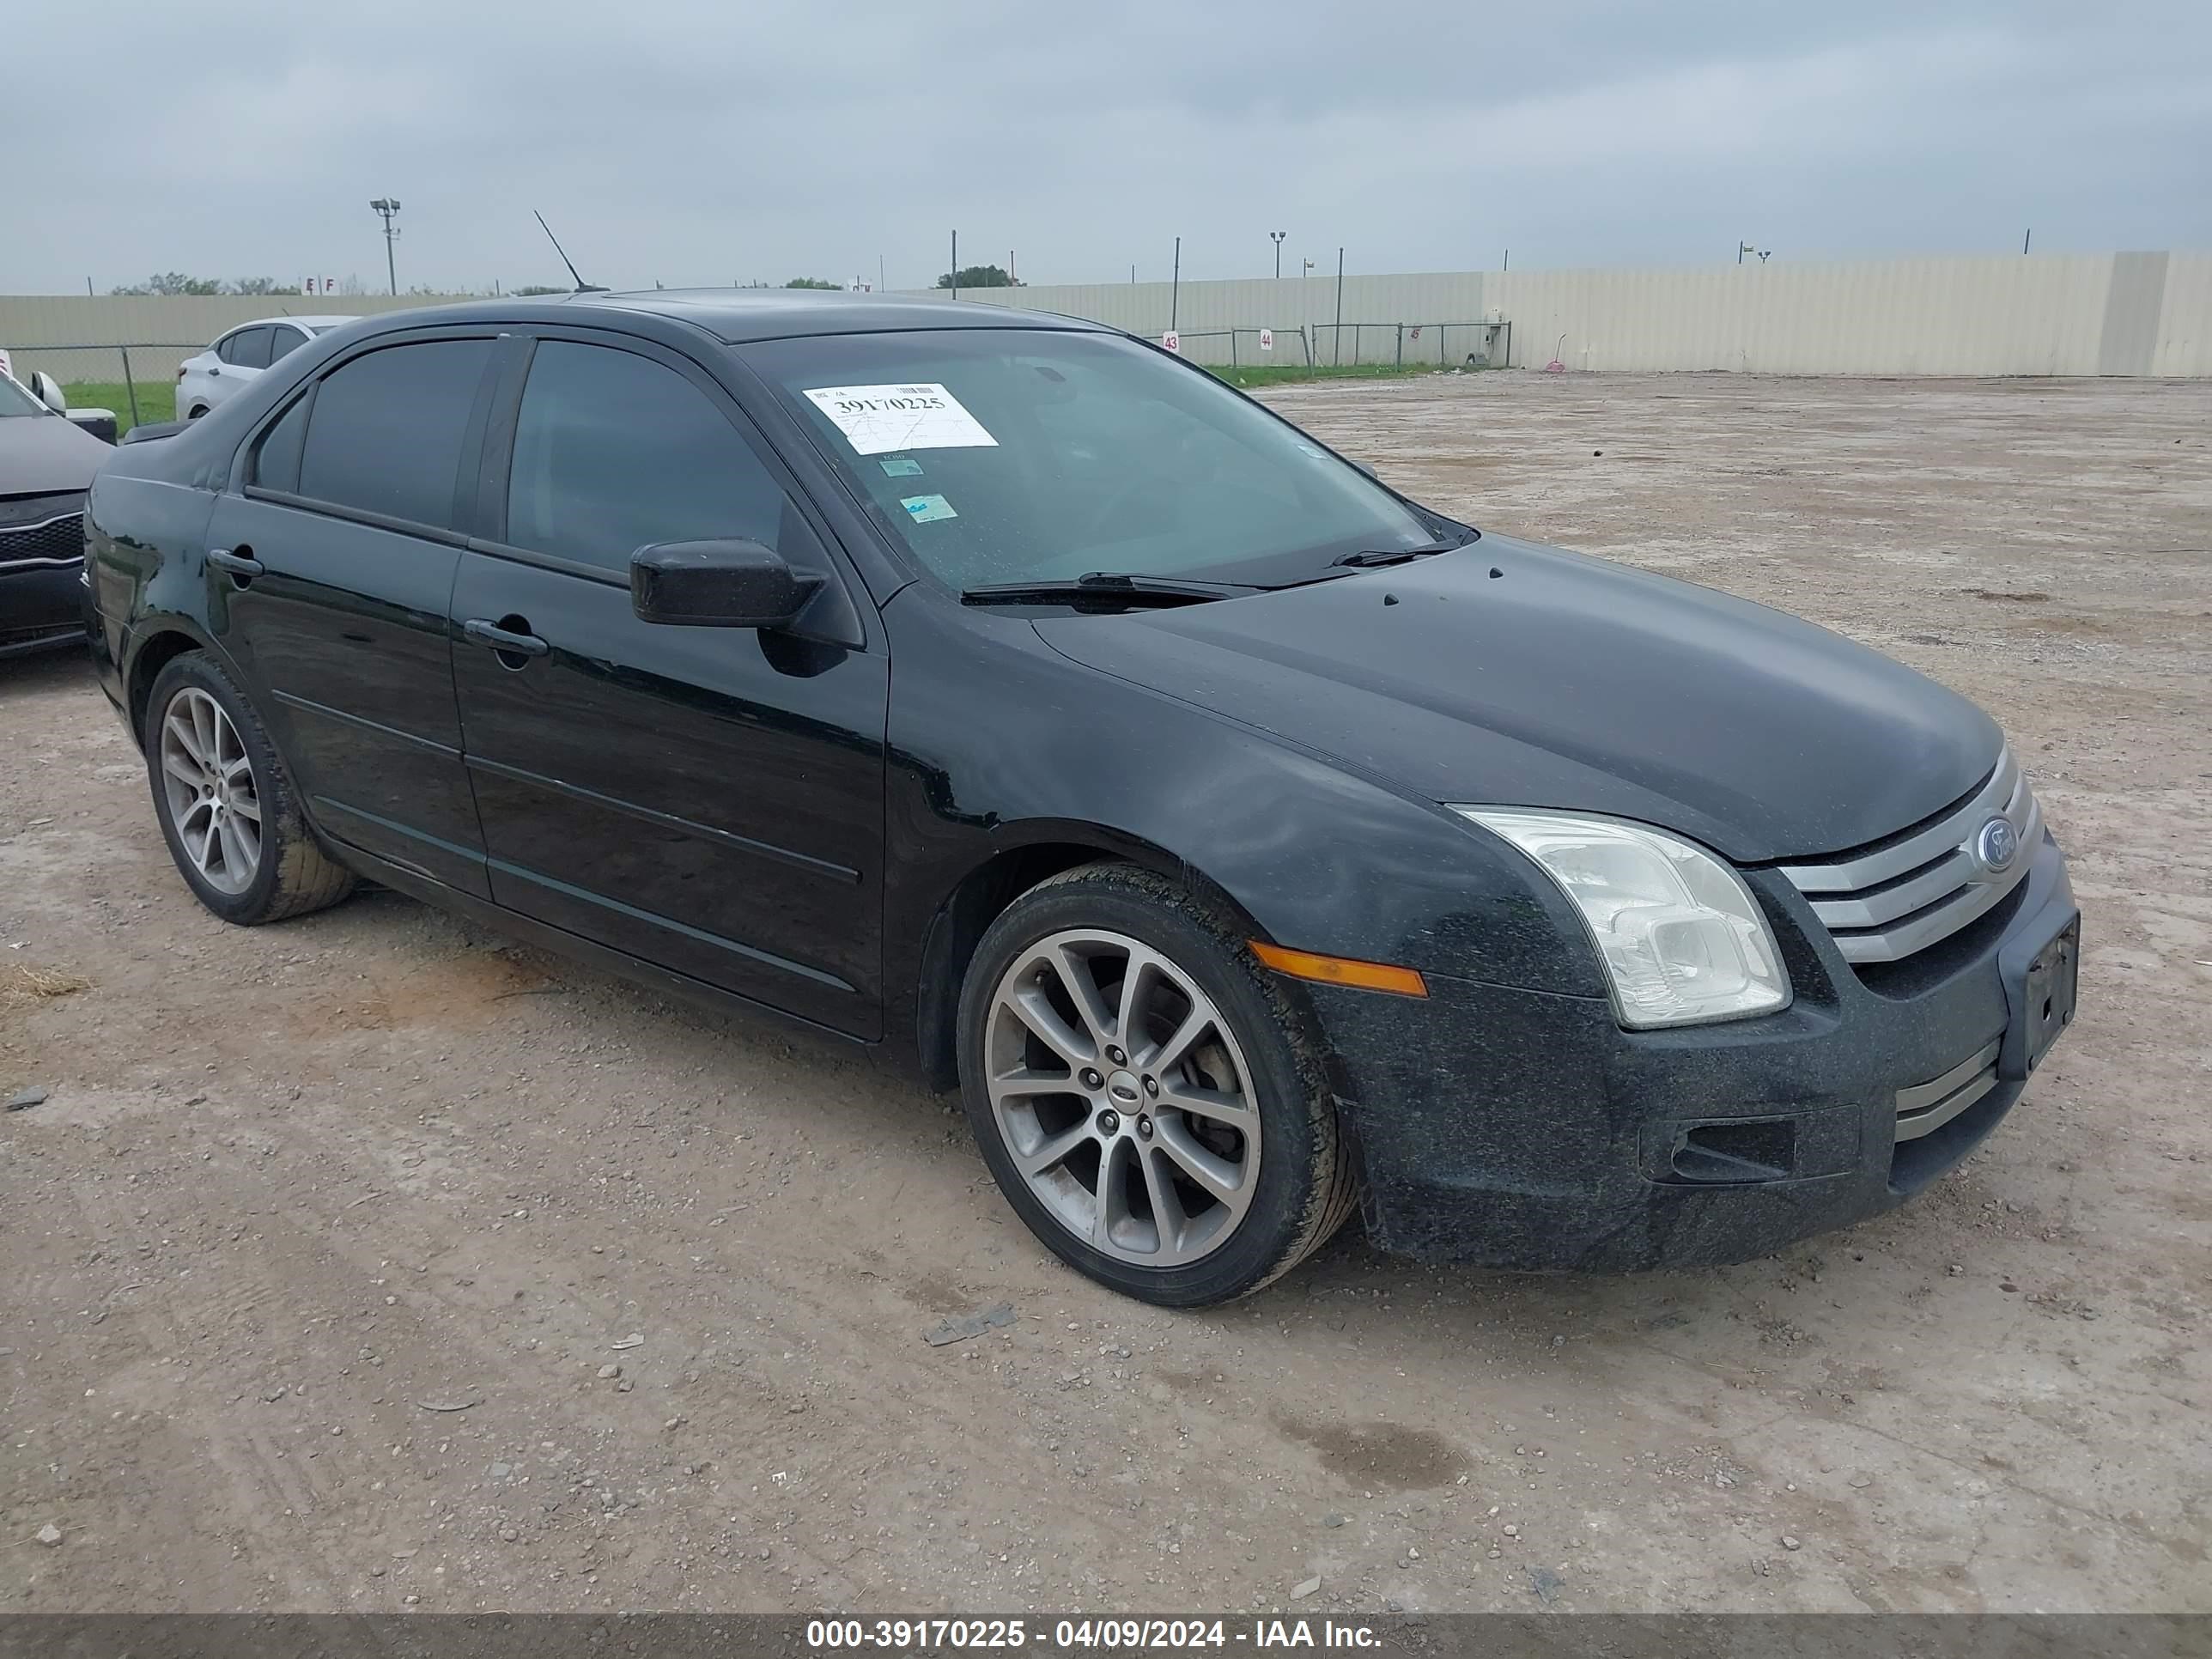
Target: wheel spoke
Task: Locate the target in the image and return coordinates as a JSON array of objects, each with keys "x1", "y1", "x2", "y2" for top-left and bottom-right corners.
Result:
[
  {"x1": 192, "y1": 696, "x2": 220, "y2": 772},
  {"x1": 1142, "y1": 1006, "x2": 1212, "y2": 1078},
  {"x1": 1091, "y1": 1139, "x2": 1132, "y2": 1245},
  {"x1": 1115, "y1": 953, "x2": 1160, "y2": 1052},
  {"x1": 167, "y1": 714, "x2": 210, "y2": 768},
  {"x1": 177, "y1": 797, "x2": 214, "y2": 837},
  {"x1": 1154, "y1": 1117, "x2": 1245, "y2": 1205},
  {"x1": 187, "y1": 817, "x2": 218, "y2": 874},
  {"x1": 1013, "y1": 1121, "x2": 1092, "y2": 1179},
  {"x1": 1155, "y1": 1079, "x2": 1255, "y2": 1127},
  {"x1": 232, "y1": 813, "x2": 262, "y2": 873},
  {"x1": 227, "y1": 790, "x2": 261, "y2": 824},
  {"x1": 221, "y1": 753, "x2": 253, "y2": 787},
  {"x1": 215, "y1": 815, "x2": 249, "y2": 879},
  {"x1": 1004, "y1": 985, "x2": 1096, "y2": 1068},
  {"x1": 1139, "y1": 1147, "x2": 1188, "y2": 1255},
  {"x1": 1051, "y1": 945, "x2": 1117, "y2": 1048},
  {"x1": 161, "y1": 750, "x2": 205, "y2": 788}
]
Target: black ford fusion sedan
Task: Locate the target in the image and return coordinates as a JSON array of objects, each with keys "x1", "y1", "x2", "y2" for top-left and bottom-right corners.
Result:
[{"x1": 84, "y1": 291, "x2": 2079, "y2": 1305}]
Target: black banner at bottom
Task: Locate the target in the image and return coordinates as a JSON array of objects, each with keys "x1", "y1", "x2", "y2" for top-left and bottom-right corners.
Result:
[{"x1": 0, "y1": 1616, "x2": 2206, "y2": 1659}]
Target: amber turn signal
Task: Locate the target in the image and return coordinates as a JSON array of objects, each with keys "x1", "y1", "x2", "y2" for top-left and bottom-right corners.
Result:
[{"x1": 1249, "y1": 941, "x2": 1428, "y2": 998}]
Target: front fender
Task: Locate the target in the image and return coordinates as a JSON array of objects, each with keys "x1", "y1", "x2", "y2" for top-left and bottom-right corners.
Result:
[{"x1": 879, "y1": 592, "x2": 1607, "y2": 1058}]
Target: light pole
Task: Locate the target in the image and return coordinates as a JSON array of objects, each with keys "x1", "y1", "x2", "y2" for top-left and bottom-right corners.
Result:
[
  {"x1": 370, "y1": 198, "x2": 402, "y2": 295},
  {"x1": 1269, "y1": 230, "x2": 1286, "y2": 277}
]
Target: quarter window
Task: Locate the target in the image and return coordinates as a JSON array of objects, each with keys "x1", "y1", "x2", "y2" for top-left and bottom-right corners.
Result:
[
  {"x1": 295, "y1": 338, "x2": 494, "y2": 531},
  {"x1": 504, "y1": 341, "x2": 791, "y2": 571},
  {"x1": 252, "y1": 394, "x2": 310, "y2": 493}
]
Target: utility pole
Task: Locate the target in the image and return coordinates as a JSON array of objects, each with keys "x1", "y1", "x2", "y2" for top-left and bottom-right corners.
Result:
[
  {"x1": 2022, "y1": 228, "x2": 2033, "y2": 255},
  {"x1": 370, "y1": 198, "x2": 402, "y2": 295},
  {"x1": 951, "y1": 230, "x2": 958, "y2": 300},
  {"x1": 1334, "y1": 246, "x2": 1345, "y2": 366},
  {"x1": 1269, "y1": 230, "x2": 1286, "y2": 277},
  {"x1": 1170, "y1": 236, "x2": 1181, "y2": 331}
]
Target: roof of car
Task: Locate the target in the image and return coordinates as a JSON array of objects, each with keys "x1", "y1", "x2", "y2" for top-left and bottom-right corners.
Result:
[
  {"x1": 342, "y1": 289, "x2": 1110, "y2": 346},
  {"x1": 570, "y1": 289, "x2": 1110, "y2": 343},
  {"x1": 233, "y1": 315, "x2": 356, "y2": 331}
]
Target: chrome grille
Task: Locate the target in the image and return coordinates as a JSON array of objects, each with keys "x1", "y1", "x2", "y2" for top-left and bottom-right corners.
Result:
[
  {"x1": 1778, "y1": 747, "x2": 2039, "y2": 964},
  {"x1": 0, "y1": 512, "x2": 86, "y2": 570}
]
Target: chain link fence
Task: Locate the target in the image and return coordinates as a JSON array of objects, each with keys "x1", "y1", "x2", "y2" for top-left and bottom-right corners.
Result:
[
  {"x1": 2, "y1": 340, "x2": 203, "y2": 427},
  {"x1": 1158, "y1": 321, "x2": 1510, "y2": 372}
]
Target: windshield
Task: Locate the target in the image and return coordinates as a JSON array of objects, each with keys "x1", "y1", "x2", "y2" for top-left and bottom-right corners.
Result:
[
  {"x1": 0, "y1": 374, "x2": 46, "y2": 417},
  {"x1": 744, "y1": 328, "x2": 1455, "y2": 592}
]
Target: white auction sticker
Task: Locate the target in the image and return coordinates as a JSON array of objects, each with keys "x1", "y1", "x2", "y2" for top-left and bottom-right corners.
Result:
[{"x1": 801, "y1": 383, "x2": 998, "y2": 456}]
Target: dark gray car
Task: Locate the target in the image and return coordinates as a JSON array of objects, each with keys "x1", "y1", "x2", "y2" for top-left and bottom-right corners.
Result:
[{"x1": 1, "y1": 372, "x2": 106, "y2": 657}]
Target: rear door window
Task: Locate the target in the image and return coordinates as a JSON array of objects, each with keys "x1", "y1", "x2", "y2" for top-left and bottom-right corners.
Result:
[
  {"x1": 264, "y1": 325, "x2": 307, "y2": 365},
  {"x1": 295, "y1": 338, "x2": 495, "y2": 532},
  {"x1": 219, "y1": 327, "x2": 271, "y2": 368}
]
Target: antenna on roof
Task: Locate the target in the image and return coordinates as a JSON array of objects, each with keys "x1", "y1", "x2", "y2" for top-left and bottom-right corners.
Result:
[{"x1": 533, "y1": 211, "x2": 608, "y2": 293}]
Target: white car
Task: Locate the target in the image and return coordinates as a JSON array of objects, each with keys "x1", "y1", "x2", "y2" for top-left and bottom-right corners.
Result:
[{"x1": 175, "y1": 316, "x2": 354, "y2": 419}]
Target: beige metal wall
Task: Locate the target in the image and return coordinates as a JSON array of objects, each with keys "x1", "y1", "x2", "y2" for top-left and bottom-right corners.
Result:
[
  {"x1": 926, "y1": 252, "x2": 2211, "y2": 376},
  {"x1": 6, "y1": 252, "x2": 2207, "y2": 383},
  {"x1": 0, "y1": 293, "x2": 459, "y2": 384}
]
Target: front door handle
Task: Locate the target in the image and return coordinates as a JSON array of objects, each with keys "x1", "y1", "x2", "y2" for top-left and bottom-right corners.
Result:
[
  {"x1": 462, "y1": 618, "x2": 550, "y2": 658},
  {"x1": 207, "y1": 546, "x2": 264, "y2": 579}
]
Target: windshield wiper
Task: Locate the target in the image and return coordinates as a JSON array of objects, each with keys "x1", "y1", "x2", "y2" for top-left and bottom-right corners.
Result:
[
  {"x1": 1328, "y1": 544, "x2": 1455, "y2": 569},
  {"x1": 961, "y1": 572, "x2": 1252, "y2": 608}
]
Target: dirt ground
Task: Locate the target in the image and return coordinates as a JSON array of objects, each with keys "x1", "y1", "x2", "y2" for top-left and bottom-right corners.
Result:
[{"x1": 3, "y1": 373, "x2": 2208, "y2": 1616}]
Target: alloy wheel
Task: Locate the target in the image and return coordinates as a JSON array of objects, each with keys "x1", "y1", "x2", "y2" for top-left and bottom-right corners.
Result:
[
  {"x1": 984, "y1": 928, "x2": 1261, "y2": 1267},
  {"x1": 158, "y1": 687, "x2": 262, "y2": 896}
]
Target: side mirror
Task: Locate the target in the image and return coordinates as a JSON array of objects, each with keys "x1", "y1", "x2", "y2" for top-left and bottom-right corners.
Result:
[
  {"x1": 120, "y1": 419, "x2": 189, "y2": 446},
  {"x1": 630, "y1": 538, "x2": 821, "y2": 629},
  {"x1": 29, "y1": 371, "x2": 67, "y2": 413},
  {"x1": 66, "y1": 409, "x2": 120, "y2": 445}
]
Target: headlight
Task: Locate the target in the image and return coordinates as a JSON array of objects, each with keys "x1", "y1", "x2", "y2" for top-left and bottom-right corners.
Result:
[{"x1": 1453, "y1": 808, "x2": 1790, "y2": 1029}]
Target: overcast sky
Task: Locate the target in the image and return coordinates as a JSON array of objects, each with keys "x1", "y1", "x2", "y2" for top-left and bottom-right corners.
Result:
[{"x1": 8, "y1": 1, "x2": 2208, "y2": 295}]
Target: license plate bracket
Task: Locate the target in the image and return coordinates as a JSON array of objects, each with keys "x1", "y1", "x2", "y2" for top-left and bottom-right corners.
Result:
[{"x1": 1999, "y1": 915, "x2": 2079, "y2": 1080}]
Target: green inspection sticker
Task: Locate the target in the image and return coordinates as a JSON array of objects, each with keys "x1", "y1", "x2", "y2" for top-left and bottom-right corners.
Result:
[
  {"x1": 879, "y1": 457, "x2": 924, "y2": 477},
  {"x1": 901, "y1": 493, "x2": 957, "y2": 524}
]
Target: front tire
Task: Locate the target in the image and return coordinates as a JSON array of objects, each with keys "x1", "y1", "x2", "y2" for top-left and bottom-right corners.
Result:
[
  {"x1": 957, "y1": 863, "x2": 1356, "y2": 1306},
  {"x1": 144, "y1": 653, "x2": 355, "y2": 925}
]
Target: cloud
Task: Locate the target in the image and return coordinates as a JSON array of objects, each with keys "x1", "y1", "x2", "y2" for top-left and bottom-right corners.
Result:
[{"x1": 3, "y1": 0, "x2": 2205, "y2": 294}]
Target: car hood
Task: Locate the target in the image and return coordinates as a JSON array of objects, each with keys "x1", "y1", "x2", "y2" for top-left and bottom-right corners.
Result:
[
  {"x1": 1032, "y1": 536, "x2": 2001, "y2": 863},
  {"x1": 0, "y1": 414, "x2": 106, "y2": 495}
]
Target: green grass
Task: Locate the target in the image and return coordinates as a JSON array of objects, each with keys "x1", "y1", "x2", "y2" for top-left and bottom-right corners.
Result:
[
  {"x1": 62, "y1": 381, "x2": 174, "y2": 432},
  {"x1": 1205, "y1": 362, "x2": 1465, "y2": 390}
]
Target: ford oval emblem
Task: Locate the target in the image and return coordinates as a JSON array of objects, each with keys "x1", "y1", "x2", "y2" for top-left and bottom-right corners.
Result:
[{"x1": 1977, "y1": 817, "x2": 2019, "y2": 874}]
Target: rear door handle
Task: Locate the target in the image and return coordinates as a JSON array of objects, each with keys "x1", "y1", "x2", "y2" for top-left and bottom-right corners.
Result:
[
  {"x1": 207, "y1": 546, "x2": 264, "y2": 578},
  {"x1": 462, "y1": 618, "x2": 550, "y2": 658}
]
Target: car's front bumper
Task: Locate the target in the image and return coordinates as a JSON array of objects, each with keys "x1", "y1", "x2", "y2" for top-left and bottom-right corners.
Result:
[
  {"x1": 0, "y1": 558, "x2": 91, "y2": 659},
  {"x1": 1307, "y1": 830, "x2": 2077, "y2": 1270}
]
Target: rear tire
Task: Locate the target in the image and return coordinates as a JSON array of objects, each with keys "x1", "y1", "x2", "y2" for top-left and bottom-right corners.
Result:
[
  {"x1": 144, "y1": 653, "x2": 355, "y2": 925},
  {"x1": 957, "y1": 862, "x2": 1355, "y2": 1306}
]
